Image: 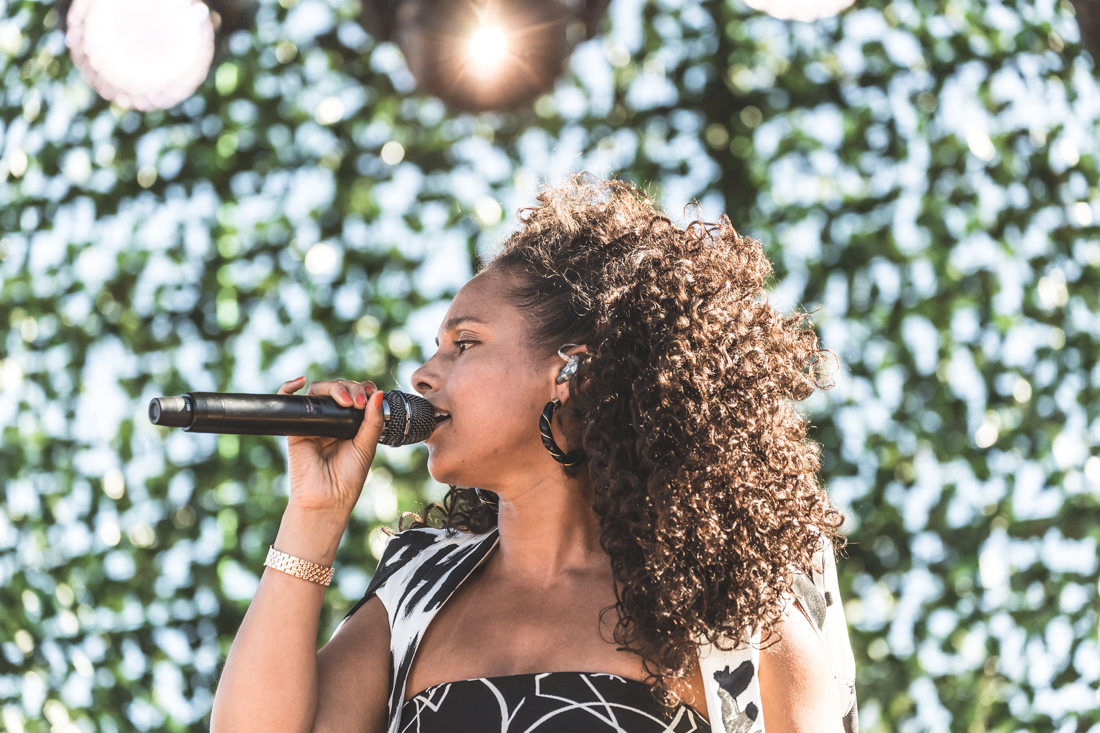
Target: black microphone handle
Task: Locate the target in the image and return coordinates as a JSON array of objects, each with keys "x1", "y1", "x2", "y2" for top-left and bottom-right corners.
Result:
[
  {"x1": 148, "y1": 391, "x2": 436, "y2": 445},
  {"x1": 188, "y1": 392, "x2": 360, "y2": 439}
]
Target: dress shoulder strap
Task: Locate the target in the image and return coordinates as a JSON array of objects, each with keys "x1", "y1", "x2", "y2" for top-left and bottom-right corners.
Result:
[
  {"x1": 697, "y1": 633, "x2": 763, "y2": 733},
  {"x1": 339, "y1": 527, "x2": 447, "y2": 623},
  {"x1": 790, "y1": 539, "x2": 858, "y2": 733},
  {"x1": 335, "y1": 526, "x2": 500, "y2": 733},
  {"x1": 698, "y1": 537, "x2": 857, "y2": 733}
]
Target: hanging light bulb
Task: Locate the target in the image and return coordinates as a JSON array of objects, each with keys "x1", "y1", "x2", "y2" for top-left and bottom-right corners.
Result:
[
  {"x1": 64, "y1": 0, "x2": 256, "y2": 111},
  {"x1": 743, "y1": 0, "x2": 856, "y2": 22},
  {"x1": 468, "y1": 25, "x2": 508, "y2": 74},
  {"x1": 363, "y1": 0, "x2": 612, "y2": 112},
  {"x1": 65, "y1": 0, "x2": 216, "y2": 110}
]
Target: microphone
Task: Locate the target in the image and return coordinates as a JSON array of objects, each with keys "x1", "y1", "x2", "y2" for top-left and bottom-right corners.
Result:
[{"x1": 148, "y1": 390, "x2": 437, "y2": 446}]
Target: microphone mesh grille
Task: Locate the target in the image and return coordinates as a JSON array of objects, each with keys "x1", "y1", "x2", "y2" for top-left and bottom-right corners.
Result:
[{"x1": 380, "y1": 391, "x2": 436, "y2": 446}]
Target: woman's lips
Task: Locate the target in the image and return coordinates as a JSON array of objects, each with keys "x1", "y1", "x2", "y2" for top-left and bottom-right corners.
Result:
[{"x1": 427, "y1": 415, "x2": 450, "y2": 443}]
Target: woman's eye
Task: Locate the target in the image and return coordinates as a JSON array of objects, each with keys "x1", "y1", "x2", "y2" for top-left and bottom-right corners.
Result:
[{"x1": 454, "y1": 340, "x2": 473, "y2": 353}]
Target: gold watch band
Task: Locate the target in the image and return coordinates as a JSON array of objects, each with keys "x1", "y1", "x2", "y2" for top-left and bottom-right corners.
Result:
[{"x1": 264, "y1": 546, "x2": 335, "y2": 587}]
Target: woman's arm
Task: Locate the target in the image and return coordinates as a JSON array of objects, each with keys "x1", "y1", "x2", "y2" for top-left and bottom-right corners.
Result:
[
  {"x1": 758, "y1": 603, "x2": 844, "y2": 733},
  {"x1": 211, "y1": 508, "x2": 390, "y2": 733},
  {"x1": 313, "y1": 595, "x2": 391, "y2": 731},
  {"x1": 209, "y1": 378, "x2": 390, "y2": 733}
]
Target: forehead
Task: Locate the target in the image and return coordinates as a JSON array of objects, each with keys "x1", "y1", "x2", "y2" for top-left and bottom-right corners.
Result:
[
  {"x1": 450, "y1": 270, "x2": 508, "y2": 314},
  {"x1": 435, "y1": 270, "x2": 519, "y2": 337}
]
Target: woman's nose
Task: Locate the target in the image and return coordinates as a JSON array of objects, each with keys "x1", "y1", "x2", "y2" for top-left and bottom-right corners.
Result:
[{"x1": 410, "y1": 360, "x2": 436, "y2": 397}]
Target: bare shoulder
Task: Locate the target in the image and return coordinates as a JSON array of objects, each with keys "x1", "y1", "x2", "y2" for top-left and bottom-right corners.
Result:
[
  {"x1": 758, "y1": 603, "x2": 843, "y2": 733},
  {"x1": 313, "y1": 596, "x2": 391, "y2": 733}
]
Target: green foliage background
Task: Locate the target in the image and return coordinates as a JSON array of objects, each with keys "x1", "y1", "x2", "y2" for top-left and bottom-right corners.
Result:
[{"x1": 1, "y1": 0, "x2": 1099, "y2": 730}]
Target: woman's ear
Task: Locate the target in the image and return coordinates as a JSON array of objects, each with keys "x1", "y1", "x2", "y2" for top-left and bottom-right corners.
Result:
[{"x1": 552, "y1": 344, "x2": 588, "y2": 404}]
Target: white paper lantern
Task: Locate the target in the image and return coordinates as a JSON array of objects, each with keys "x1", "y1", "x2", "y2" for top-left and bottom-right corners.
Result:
[{"x1": 66, "y1": 0, "x2": 216, "y2": 111}]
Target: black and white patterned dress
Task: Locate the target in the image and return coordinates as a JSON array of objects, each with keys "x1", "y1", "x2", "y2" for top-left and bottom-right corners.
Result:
[
  {"x1": 400, "y1": 672, "x2": 709, "y2": 732},
  {"x1": 335, "y1": 527, "x2": 857, "y2": 733}
]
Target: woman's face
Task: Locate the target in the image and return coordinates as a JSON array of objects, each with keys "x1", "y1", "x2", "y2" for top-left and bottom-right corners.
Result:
[{"x1": 410, "y1": 269, "x2": 564, "y2": 493}]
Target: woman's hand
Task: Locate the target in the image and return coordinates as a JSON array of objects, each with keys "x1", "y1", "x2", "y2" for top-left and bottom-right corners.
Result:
[
  {"x1": 277, "y1": 376, "x2": 387, "y2": 518},
  {"x1": 212, "y1": 379, "x2": 389, "y2": 733}
]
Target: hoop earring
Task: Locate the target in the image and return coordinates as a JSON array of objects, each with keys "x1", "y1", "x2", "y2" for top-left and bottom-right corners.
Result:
[
  {"x1": 540, "y1": 398, "x2": 585, "y2": 467},
  {"x1": 473, "y1": 488, "x2": 498, "y2": 510}
]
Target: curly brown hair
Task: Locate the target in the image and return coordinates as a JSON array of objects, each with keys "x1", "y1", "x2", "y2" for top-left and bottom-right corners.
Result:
[{"x1": 405, "y1": 174, "x2": 843, "y2": 700}]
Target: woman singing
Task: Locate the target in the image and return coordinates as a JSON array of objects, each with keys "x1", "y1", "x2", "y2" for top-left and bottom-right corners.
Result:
[{"x1": 211, "y1": 176, "x2": 857, "y2": 733}]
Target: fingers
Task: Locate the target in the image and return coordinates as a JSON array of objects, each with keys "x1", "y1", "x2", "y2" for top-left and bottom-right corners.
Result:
[
  {"x1": 277, "y1": 376, "x2": 307, "y2": 395},
  {"x1": 303, "y1": 378, "x2": 378, "y2": 408},
  {"x1": 349, "y1": 380, "x2": 377, "y2": 408},
  {"x1": 301, "y1": 377, "x2": 386, "y2": 461},
  {"x1": 352, "y1": 389, "x2": 387, "y2": 454}
]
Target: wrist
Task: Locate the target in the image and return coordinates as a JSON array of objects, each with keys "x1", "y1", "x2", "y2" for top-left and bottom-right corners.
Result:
[{"x1": 274, "y1": 503, "x2": 349, "y2": 567}]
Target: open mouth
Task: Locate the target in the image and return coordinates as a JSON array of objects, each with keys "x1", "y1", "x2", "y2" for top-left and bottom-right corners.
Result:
[{"x1": 434, "y1": 413, "x2": 451, "y2": 426}]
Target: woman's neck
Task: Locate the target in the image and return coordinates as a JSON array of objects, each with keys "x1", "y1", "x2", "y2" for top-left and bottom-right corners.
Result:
[{"x1": 489, "y1": 473, "x2": 606, "y2": 585}]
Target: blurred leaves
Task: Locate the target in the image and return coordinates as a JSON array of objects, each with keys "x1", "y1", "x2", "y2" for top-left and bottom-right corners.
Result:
[{"x1": 1, "y1": 0, "x2": 1099, "y2": 731}]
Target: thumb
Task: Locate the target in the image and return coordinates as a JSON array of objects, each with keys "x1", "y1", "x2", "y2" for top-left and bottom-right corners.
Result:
[{"x1": 352, "y1": 390, "x2": 387, "y2": 457}]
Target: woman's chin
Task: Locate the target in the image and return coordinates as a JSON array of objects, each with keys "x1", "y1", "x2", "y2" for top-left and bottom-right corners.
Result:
[
  {"x1": 425, "y1": 454, "x2": 458, "y2": 487},
  {"x1": 427, "y1": 463, "x2": 481, "y2": 493}
]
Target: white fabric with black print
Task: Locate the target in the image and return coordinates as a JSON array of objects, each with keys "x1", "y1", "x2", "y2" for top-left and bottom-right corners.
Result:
[
  {"x1": 336, "y1": 528, "x2": 857, "y2": 733},
  {"x1": 695, "y1": 538, "x2": 858, "y2": 733}
]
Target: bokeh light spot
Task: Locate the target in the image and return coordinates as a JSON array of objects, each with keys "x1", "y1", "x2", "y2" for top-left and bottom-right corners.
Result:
[
  {"x1": 381, "y1": 141, "x2": 405, "y2": 165},
  {"x1": 1070, "y1": 201, "x2": 1093, "y2": 226},
  {"x1": 469, "y1": 26, "x2": 507, "y2": 71},
  {"x1": 304, "y1": 241, "x2": 339, "y2": 276},
  {"x1": 8, "y1": 149, "x2": 27, "y2": 177},
  {"x1": 63, "y1": 149, "x2": 92, "y2": 184},
  {"x1": 966, "y1": 129, "x2": 995, "y2": 161},
  {"x1": 315, "y1": 96, "x2": 345, "y2": 125},
  {"x1": 475, "y1": 197, "x2": 503, "y2": 224},
  {"x1": 103, "y1": 469, "x2": 125, "y2": 499}
]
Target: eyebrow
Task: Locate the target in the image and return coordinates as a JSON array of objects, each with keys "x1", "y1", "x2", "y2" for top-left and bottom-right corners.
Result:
[{"x1": 434, "y1": 316, "x2": 489, "y2": 346}]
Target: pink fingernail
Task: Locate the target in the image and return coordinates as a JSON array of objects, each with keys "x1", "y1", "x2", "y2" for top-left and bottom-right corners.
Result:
[
  {"x1": 355, "y1": 393, "x2": 366, "y2": 407},
  {"x1": 341, "y1": 390, "x2": 351, "y2": 402}
]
